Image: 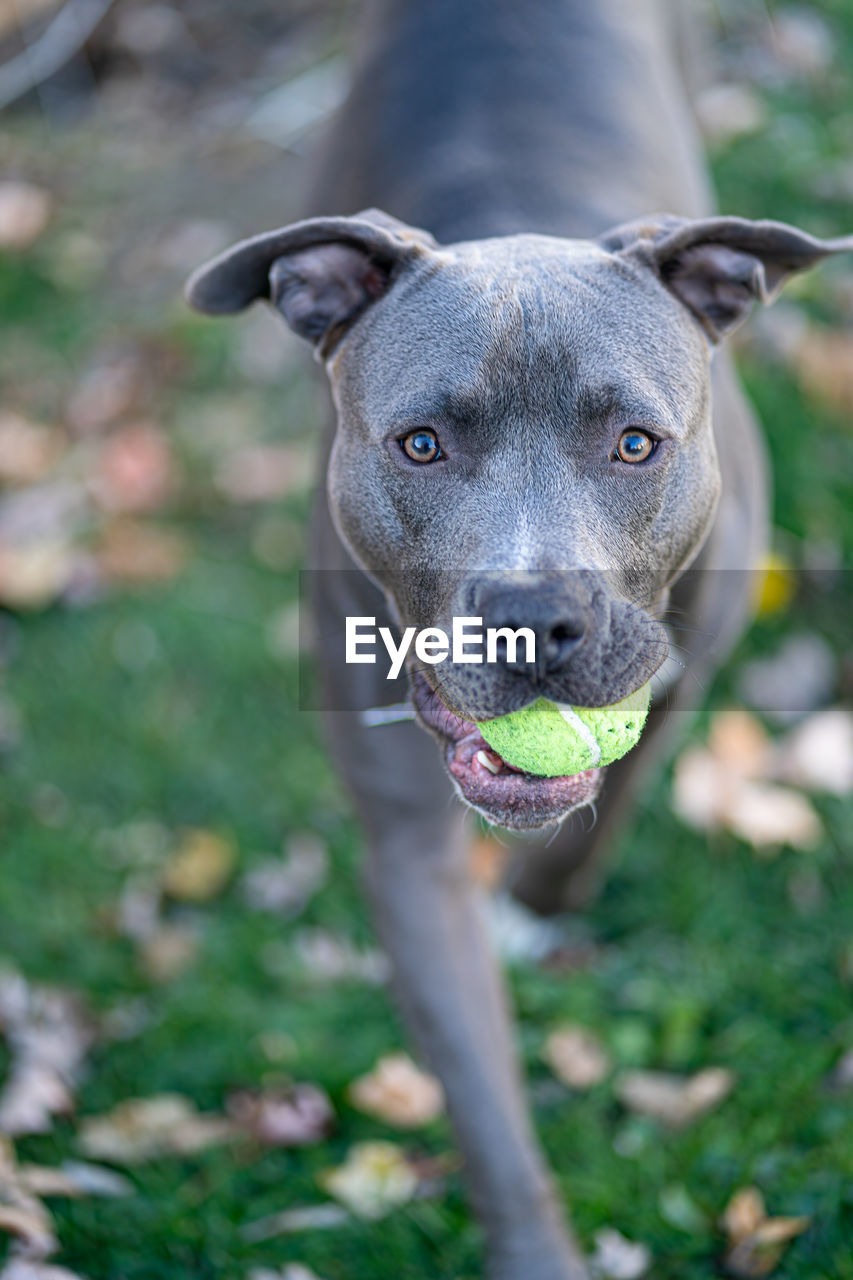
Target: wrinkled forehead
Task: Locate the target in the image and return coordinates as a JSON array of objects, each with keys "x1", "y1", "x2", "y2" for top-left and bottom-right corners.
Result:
[{"x1": 334, "y1": 234, "x2": 709, "y2": 425}]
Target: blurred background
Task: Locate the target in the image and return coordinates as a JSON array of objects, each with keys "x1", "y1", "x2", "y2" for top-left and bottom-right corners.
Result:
[{"x1": 0, "y1": 2, "x2": 852, "y2": 1277}]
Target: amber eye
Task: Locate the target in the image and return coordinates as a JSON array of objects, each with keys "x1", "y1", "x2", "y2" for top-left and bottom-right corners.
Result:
[
  {"x1": 614, "y1": 429, "x2": 656, "y2": 464},
  {"x1": 401, "y1": 429, "x2": 441, "y2": 464}
]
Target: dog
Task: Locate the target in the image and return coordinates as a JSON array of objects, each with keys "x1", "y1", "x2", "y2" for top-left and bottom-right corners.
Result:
[{"x1": 185, "y1": 2, "x2": 852, "y2": 1275}]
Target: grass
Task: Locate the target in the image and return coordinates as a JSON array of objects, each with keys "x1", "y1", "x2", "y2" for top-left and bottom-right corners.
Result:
[{"x1": 2, "y1": 2, "x2": 853, "y2": 1276}]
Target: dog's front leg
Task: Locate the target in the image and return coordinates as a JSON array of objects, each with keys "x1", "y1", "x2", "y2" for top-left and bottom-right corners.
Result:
[{"x1": 361, "y1": 798, "x2": 588, "y2": 1280}]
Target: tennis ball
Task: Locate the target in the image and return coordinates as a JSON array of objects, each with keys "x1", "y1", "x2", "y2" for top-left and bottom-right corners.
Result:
[{"x1": 477, "y1": 684, "x2": 651, "y2": 776}]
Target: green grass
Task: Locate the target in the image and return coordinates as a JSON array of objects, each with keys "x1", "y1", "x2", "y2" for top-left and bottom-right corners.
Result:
[{"x1": 2, "y1": 3, "x2": 853, "y2": 1276}]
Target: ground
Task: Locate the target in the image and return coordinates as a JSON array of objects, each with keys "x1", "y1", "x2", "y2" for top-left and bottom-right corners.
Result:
[{"x1": 1, "y1": 2, "x2": 852, "y2": 1277}]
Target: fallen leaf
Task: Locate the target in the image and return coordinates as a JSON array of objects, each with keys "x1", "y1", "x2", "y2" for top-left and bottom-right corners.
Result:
[
  {"x1": 723, "y1": 782, "x2": 821, "y2": 851},
  {"x1": 89, "y1": 423, "x2": 176, "y2": 514},
  {"x1": 320, "y1": 1141, "x2": 418, "y2": 1219},
  {"x1": 737, "y1": 633, "x2": 836, "y2": 725},
  {"x1": 672, "y1": 746, "x2": 822, "y2": 850},
  {"x1": 95, "y1": 520, "x2": 188, "y2": 586},
  {"x1": 65, "y1": 355, "x2": 146, "y2": 436},
  {"x1": 0, "y1": 1202, "x2": 56, "y2": 1259},
  {"x1": 290, "y1": 928, "x2": 389, "y2": 985},
  {"x1": 348, "y1": 1053, "x2": 444, "y2": 1128},
  {"x1": 248, "y1": 1267, "x2": 327, "y2": 1280},
  {"x1": 215, "y1": 444, "x2": 314, "y2": 504},
  {"x1": 0, "y1": 1141, "x2": 56, "y2": 1259},
  {"x1": 242, "y1": 1202, "x2": 349, "y2": 1242},
  {"x1": 722, "y1": 1185, "x2": 811, "y2": 1277},
  {"x1": 161, "y1": 830, "x2": 235, "y2": 902},
  {"x1": 589, "y1": 1226, "x2": 651, "y2": 1279},
  {"x1": 723, "y1": 1187, "x2": 767, "y2": 1243},
  {"x1": 543, "y1": 1026, "x2": 611, "y2": 1090},
  {"x1": 792, "y1": 326, "x2": 853, "y2": 414},
  {"x1": 241, "y1": 834, "x2": 327, "y2": 916},
  {"x1": 14, "y1": 1166, "x2": 84, "y2": 1199},
  {"x1": 0, "y1": 542, "x2": 75, "y2": 611},
  {"x1": 766, "y1": 8, "x2": 834, "y2": 78},
  {"x1": 138, "y1": 926, "x2": 198, "y2": 983},
  {"x1": 753, "y1": 552, "x2": 796, "y2": 617},
  {"x1": 227, "y1": 1084, "x2": 334, "y2": 1147},
  {"x1": 52, "y1": 1162, "x2": 133, "y2": 1198},
  {"x1": 0, "y1": 974, "x2": 93, "y2": 1136},
  {"x1": 0, "y1": 415, "x2": 65, "y2": 486},
  {"x1": 776, "y1": 708, "x2": 853, "y2": 796},
  {"x1": 77, "y1": 1095, "x2": 236, "y2": 1164},
  {"x1": 708, "y1": 710, "x2": 773, "y2": 778},
  {"x1": 695, "y1": 83, "x2": 766, "y2": 146},
  {"x1": 615, "y1": 1067, "x2": 734, "y2": 1128},
  {"x1": 0, "y1": 183, "x2": 52, "y2": 251}
]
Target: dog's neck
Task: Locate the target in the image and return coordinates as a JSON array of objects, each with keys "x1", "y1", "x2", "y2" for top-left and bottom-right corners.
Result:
[{"x1": 311, "y1": 0, "x2": 714, "y2": 241}]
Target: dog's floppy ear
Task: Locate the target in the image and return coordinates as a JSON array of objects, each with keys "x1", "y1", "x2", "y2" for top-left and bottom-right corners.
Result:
[
  {"x1": 185, "y1": 208, "x2": 438, "y2": 355},
  {"x1": 599, "y1": 214, "x2": 853, "y2": 341}
]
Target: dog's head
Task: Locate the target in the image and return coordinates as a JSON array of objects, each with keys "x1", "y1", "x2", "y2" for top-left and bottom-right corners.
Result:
[{"x1": 187, "y1": 210, "x2": 851, "y2": 828}]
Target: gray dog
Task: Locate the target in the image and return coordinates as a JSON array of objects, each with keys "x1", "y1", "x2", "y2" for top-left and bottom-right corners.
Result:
[{"x1": 186, "y1": 2, "x2": 852, "y2": 1276}]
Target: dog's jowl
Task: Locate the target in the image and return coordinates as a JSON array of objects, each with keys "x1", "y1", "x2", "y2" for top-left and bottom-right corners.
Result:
[{"x1": 187, "y1": 3, "x2": 852, "y2": 1277}]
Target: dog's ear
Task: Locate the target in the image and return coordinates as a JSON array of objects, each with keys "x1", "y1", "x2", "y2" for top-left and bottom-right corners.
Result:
[
  {"x1": 599, "y1": 214, "x2": 853, "y2": 341},
  {"x1": 185, "y1": 209, "x2": 438, "y2": 356}
]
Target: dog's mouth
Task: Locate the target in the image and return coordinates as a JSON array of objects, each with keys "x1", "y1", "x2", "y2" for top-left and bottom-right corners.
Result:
[{"x1": 410, "y1": 670, "x2": 602, "y2": 831}]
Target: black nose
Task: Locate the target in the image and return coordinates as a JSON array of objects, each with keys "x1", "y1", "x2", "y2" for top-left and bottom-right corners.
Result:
[{"x1": 479, "y1": 588, "x2": 587, "y2": 677}]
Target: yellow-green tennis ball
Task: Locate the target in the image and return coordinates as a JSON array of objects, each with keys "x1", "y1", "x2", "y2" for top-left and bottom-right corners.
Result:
[{"x1": 477, "y1": 684, "x2": 651, "y2": 777}]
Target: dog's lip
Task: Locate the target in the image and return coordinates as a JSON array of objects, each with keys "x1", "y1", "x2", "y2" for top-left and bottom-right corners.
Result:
[{"x1": 409, "y1": 669, "x2": 602, "y2": 830}]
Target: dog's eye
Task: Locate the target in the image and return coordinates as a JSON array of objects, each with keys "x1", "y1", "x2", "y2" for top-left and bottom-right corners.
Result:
[
  {"x1": 401, "y1": 429, "x2": 441, "y2": 464},
  {"x1": 614, "y1": 429, "x2": 656, "y2": 464}
]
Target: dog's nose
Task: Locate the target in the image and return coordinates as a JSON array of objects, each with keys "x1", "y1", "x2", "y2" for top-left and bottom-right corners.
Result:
[{"x1": 480, "y1": 589, "x2": 587, "y2": 676}]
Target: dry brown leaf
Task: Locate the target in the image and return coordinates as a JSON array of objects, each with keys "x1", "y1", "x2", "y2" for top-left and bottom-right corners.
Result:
[
  {"x1": 77, "y1": 1095, "x2": 236, "y2": 1164},
  {"x1": 348, "y1": 1053, "x2": 444, "y2": 1128},
  {"x1": 776, "y1": 708, "x2": 853, "y2": 796},
  {"x1": 89, "y1": 423, "x2": 176, "y2": 514},
  {"x1": 792, "y1": 326, "x2": 853, "y2": 414},
  {"x1": 215, "y1": 444, "x2": 314, "y2": 504},
  {"x1": 320, "y1": 1141, "x2": 418, "y2": 1220},
  {"x1": 290, "y1": 928, "x2": 389, "y2": 985},
  {"x1": 241, "y1": 1202, "x2": 349, "y2": 1242},
  {"x1": 0, "y1": 1141, "x2": 56, "y2": 1259},
  {"x1": 615, "y1": 1067, "x2": 734, "y2": 1128},
  {"x1": 241, "y1": 834, "x2": 327, "y2": 916},
  {"x1": 65, "y1": 356, "x2": 146, "y2": 436},
  {"x1": 543, "y1": 1026, "x2": 611, "y2": 1090},
  {"x1": 722, "y1": 1183, "x2": 811, "y2": 1278},
  {"x1": 227, "y1": 1083, "x2": 334, "y2": 1147},
  {"x1": 138, "y1": 926, "x2": 198, "y2": 983},
  {"x1": 14, "y1": 1167, "x2": 83, "y2": 1200},
  {"x1": 161, "y1": 829, "x2": 235, "y2": 902},
  {"x1": 0, "y1": 416, "x2": 65, "y2": 486},
  {"x1": 672, "y1": 744, "x2": 822, "y2": 851},
  {"x1": 708, "y1": 710, "x2": 773, "y2": 779},
  {"x1": 95, "y1": 520, "x2": 188, "y2": 586},
  {"x1": 0, "y1": 974, "x2": 93, "y2": 1136},
  {"x1": 0, "y1": 542, "x2": 74, "y2": 611},
  {"x1": 723, "y1": 782, "x2": 821, "y2": 851},
  {"x1": 723, "y1": 1186, "x2": 767, "y2": 1243},
  {"x1": 0, "y1": 183, "x2": 52, "y2": 252}
]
